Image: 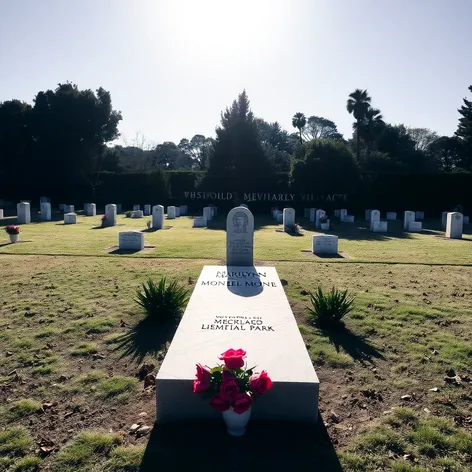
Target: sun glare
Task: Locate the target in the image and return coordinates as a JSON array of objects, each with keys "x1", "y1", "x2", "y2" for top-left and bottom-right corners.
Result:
[{"x1": 164, "y1": 0, "x2": 286, "y2": 64}]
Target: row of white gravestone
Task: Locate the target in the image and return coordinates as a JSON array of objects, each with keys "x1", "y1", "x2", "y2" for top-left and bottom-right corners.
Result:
[
  {"x1": 167, "y1": 205, "x2": 188, "y2": 220},
  {"x1": 369, "y1": 210, "x2": 388, "y2": 233}
]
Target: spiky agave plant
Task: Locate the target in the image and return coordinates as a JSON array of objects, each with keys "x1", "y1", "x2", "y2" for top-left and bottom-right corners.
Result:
[
  {"x1": 135, "y1": 278, "x2": 189, "y2": 322},
  {"x1": 308, "y1": 287, "x2": 354, "y2": 329}
]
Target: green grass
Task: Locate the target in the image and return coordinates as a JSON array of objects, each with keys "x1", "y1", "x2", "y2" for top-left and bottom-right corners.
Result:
[
  {"x1": 1, "y1": 213, "x2": 471, "y2": 264},
  {"x1": 71, "y1": 342, "x2": 98, "y2": 356},
  {"x1": 12, "y1": 456, "x2": 42, "y2": 471},
  {"x1": 4, "y1": 400, "x2": 42, "y2": 422},
  {"x1": 0, "y1": 427, "x2": 33, "y2": 457},
  {"x1": 0, "y1": 231, "x2": 472, "y2": 471},
  {"x1": 104, "y1": 445, "x2": 144, "y2": 471},
  {"x1": 53, "y1": 432, "x2": 122, "y2": 472},
  {"x1": 96, "y1": 376, "x2": 138, "y2": 401}
]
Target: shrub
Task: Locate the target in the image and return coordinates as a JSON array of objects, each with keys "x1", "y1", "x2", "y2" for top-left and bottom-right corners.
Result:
[
  {"x1": 308, "y1": 287, "x2": 354, "y2": 329},
  {"x1": 285, "y1": 223, "x2": 302, "y2": 235},
  {"x1": 125, "y1": 211, "x2": 132, "y2": 218},
  {"x1": 135, "y1": 278, "x2": 189, "y2": 322}
]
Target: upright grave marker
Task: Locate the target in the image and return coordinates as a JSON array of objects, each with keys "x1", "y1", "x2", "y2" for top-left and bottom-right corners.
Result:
[
  {"x1": 105, "y1": 204, "x2": 117, "y2": 226},
  {"x1": 283, "y1": 208, "x2": 295, "y2": 232},
  {"x1": 446, "y1": 212, "x2": 463, "y2": 239},
  {"x1": 144, "y1": 204, "x2": 151, "y2": 216},
  {"x1": 17, "y1": 202, "x2": 31, "y2": 224},
  {"x1": 167, "y1": 206, "x2": 176, "y2": 219},
  {"x1": 40, "y1": 202, "x2": 51, "y2": 221},
  {"x1": 226, "y1": 206, "x2": 254, "y2": 266},
  {"x1": 152, "y1": 205, "x2": 164, "y2": 229},
  {"x1": 84, "y1": 203, "x2": 96, "y2": 216},
  {"x1": 203, "y1": 207, "x2": 212, "y2": 222},
  {"x1": 404, "y1": 211, "x2": 415, "y2": 230},
  {"x1": 315, "y1": 209, "x2": 325, "y2": 229}
]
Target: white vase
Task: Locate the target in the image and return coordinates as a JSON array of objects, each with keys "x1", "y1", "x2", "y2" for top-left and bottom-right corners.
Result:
[
  {"x1": 222, "y1": 407, "x2": 252, "y2": 437},
  {"x1": 9, "y1": 233, "x2": 19, "y2": 243}
]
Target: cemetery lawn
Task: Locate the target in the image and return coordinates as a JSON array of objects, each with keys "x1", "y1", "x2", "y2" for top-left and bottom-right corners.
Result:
[
  {"x1": 1, "y1": 212, "x2": 472, "y2": 265},
  {"x1": 1, "y1": 254, "x2": 471, "y2": 471}
]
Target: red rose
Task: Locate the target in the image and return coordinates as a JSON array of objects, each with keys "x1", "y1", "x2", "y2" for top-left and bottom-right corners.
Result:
[
  {"x1": 195, "y1": 363, "x2": 211, "y2": 384},
  {"x1": 209, "y1": 394, "x2": 231, "y2": 412},
  {"x1": 219, "y1": 375, "x2": 239, "y2": 402},
  {"x1": 249, "y1": 370, "x2": 273, "y2": 395},
  {"x1": 193, "y1": 363, "x2": 211, "y2": 393},
  {"x1": 219, "y1": 348, "x2": 246, "y2": 370},
  {"x1": 233, "y1": 393, "x2": 253, "y2": 414}
]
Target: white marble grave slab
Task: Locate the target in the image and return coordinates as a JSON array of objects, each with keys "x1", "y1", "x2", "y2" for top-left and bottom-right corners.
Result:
[
  {"x1": 156, "y1": 265, "x2": 319, "y2": 423},
  {"x1": 446, "y1": 212, "x2": 463, "y2": 239},
  {"x1": 64, "y1": 213, "x2": 77, "y2": 224},
  {"x1": 312, "y1": 234, "x2": 338, "y2": 255},
  {"x1": 119, "y1": 231, "x2": 144, "y2": 250}
]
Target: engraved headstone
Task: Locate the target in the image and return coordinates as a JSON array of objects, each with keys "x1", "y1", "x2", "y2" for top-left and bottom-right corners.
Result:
[
  {"x1": 179, "y1": 205, "x2": 187, "y2": 216},
  {"x1": 334, "y1": 209, "x2": 341, "y2": 218},
  {"x1": 404, "y1": 211, "x2": 415, "y2": 230},
  {"x1": 372, "y1": 221, "x2": 388, "y2": 232},
  {"x1": 104, "y1": 204, "x2": 117, "y2": 226},
  {"x1": 339, "y1": 209, "x2": 348, "y2": 222},
  {"x1": 365, "y1": 209, "x2": 372, "y2": 221},
  {"x1": 276, "y1": 211, "x2": 283, "y2": 224},
  {"x1": 152, "y1": 205, "x2": 164, "y2": 229},
  {"x1": 17, "y1": 202, "x2": 31, "y2": 224},
  {"x1": 315, "y1": 209, "x2": 326, "y2": 229},
  {"x1": 84, "y1": 203, "x2": 96, "y2": 216},
  {"x1": 408, "y1": 221, "x2": 422, "y2": 232},
  {"x1": 167, "y1": 206, "x2": 176, "y2": 219},
  {"x1": 343, "y1": 215, "x2": 355, "y2": 223},
  {"x1": 119, "y1": 231, "x2": 145, "y2": 251},
  {"x1": 203, "y1": 207, "x2": 212, "y2": 222},
  {"x1": 416, "y1": 211, "x2": 425, "y2": 220},
  {"x1": 283, "y1": 208, "x2": 295, "y2": 232},
  {"x1": 0, "y1": 209, "x2": 3, "y2": 219},
  {"x1": 370, "y1": 209, "x2": 380, "y2": 231},
  {"x1": 175, "y1": 206, "x2": 181, "y2": 217},
  {"x1": 309, "y1": 208, "x2": 316, "y2": 222},
  {"x1": 226, "y1": 206, "x2": 254, "y2": 266},
  {"x1": 64, "y1": 205, "x2": 74, "y2": 214},
  {"x1": 64, "y1": 212, "x2": 77, "y2": 224},
  {"x1": 132, "y1": 210, "x2": 144, "y2": 218},
  {"x1": 40, "y1": 202, "x2": 51, "y2": 221},
  {"x1": 144, "y1": 204, "x2": 151, "y2": 216},
  {"x1": 312, "y1": 234, "x2": 338, "y2": 255},
  {"x1": 133, "y1": 205, "x2": 140, "y2": 211},
  {"x1": 446, "y1": 212, "x2": 463, "y2": 239},
  {"x1": 193, "y1": 216, "x2": 207, "y2": 228}
]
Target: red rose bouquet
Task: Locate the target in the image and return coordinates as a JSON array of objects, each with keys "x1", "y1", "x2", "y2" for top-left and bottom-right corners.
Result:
[
  {"x1": 5, "y1": 225, "x2": 21, "y2": 235},
  {"x1": 193, "y1": 348, "x2": 273, "y2": 414}
]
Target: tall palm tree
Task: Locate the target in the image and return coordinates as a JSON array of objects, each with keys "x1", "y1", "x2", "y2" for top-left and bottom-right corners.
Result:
[
  {"x1": 347, "y1": 89, "x2": 371, "y2": 160},
  {"x1": 356, "y1": 108, "x2": 385, "y2": 157},
  {"x1": 292, "y1": 112, "x2": 306, "y2": 144}
]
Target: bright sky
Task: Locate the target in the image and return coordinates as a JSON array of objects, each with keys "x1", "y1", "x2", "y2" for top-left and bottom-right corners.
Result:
[{"x1": 1, "y1": 0, "x2": 471, "y2": 145}]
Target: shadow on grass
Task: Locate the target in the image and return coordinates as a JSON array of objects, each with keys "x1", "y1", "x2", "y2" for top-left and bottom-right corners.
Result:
[
  {"x1": 139, "y1": 418, "x2": 342, "y2": 472},
  {"x1": 323, "y1": 325, "x2": 385, "y2": 363},
  {"x1": 141, "y1": 226, "x2": 173, "y2": 233},
  {"x1": 115, "y1": 317, "x2": 178, "y2": 363}
]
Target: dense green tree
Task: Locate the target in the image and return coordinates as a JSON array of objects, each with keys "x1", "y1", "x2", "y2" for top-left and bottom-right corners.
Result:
[
  {"x1": 428, "y1": 136, "x2": 465, "y2": 171},
  {"x1": 205, "y1": 91, "x2": 273, "y2": 191},
  {"x1": 356, "y1": 108, "x2": 385, "y2": 157},
  {"x1": 347, "y1": 89, "x2": 371, "y2": 161},
  {"x1": 303, "y1": 116, "x2": 343, "y2": 141},
  {"x1": 0, "y1": 100, "x2": 33, "y2": 194},
  {"x1": 407, "y1": 128, "x2": 439, "y2": 152},
  {"x1": 31, "y1": 82, "x2": 122, "y2": 197},
  {"x1": 291, "y1": 139, "x2": 360, "y2": 193},
  {"x1": 178, "y1": 135, "x2": 214, "y2": 170},
  {"x1": 292, "y1": 112, "x2": 306, "y2": 144},
  {"x1": 455, "y1": 85, "x2": 472, "y2": 169}
]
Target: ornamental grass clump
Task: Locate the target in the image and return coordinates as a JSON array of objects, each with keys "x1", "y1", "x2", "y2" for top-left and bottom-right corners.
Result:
[
  {"x1": 134, "y1": 278, "x2": 189, "y2": 323},
  {"x1": 308, "y1": 287, "x2": 355, "y2": 329}
]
